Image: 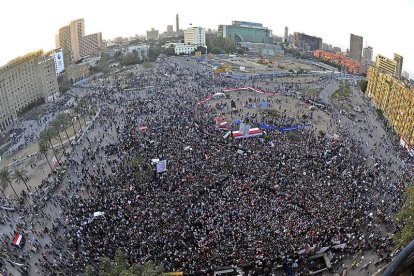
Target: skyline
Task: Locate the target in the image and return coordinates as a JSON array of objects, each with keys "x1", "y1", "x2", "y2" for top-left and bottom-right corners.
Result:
[{"x1": 1, "y1": 0, "x2": 413, "y2": 77}]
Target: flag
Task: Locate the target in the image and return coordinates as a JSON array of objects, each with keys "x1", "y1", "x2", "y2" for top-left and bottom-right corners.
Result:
[{"x1": 12, "y1": 233, "x2": 23, "y2": 247}]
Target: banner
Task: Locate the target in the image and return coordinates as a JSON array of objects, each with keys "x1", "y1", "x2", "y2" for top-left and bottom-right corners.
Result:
[{"x1": 157, "y1": 160, "x2": 167, "y2": 173}]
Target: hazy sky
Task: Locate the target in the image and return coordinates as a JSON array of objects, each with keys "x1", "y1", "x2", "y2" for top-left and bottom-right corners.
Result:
[{"x1": 1, "y1": 0, "x2": 413, "y2": 77}]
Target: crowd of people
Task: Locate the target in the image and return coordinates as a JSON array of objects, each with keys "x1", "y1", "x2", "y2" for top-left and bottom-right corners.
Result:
[{"x1": 1, "y1": 56, "x2": 412, "y2": 275}]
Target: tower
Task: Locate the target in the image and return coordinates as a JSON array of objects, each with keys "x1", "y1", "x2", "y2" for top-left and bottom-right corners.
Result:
[
  {"x1": 176, "y1": 14, "x2": 179, "y2": 35},
  {"x1": 284, "y1": 26, "x2": 288, "y2": 43}
]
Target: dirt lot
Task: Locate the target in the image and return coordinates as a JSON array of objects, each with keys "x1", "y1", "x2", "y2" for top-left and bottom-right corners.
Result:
[{"x1": 208, "y1": 90, "x2": 336, "y2": 134}]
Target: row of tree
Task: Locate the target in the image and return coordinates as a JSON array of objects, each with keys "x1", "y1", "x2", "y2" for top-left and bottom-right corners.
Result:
[
  {"x1": 0, "y1": 99, "x2": 94, "y2": 200},
  {"x1": 85, "y1": 250, "x2": 164, "y2": 276}
]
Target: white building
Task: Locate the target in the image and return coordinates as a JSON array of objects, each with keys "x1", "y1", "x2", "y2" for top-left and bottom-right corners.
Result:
[
  {"x1": 184, "y1": 27, "x2": 206, "y2": 46},
  {"x1": 174, "y1": 44, "x2": 196, "y2": 55}
]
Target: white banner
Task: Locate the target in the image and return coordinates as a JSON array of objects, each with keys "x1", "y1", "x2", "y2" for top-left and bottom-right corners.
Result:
[{"x1": 157, "y1": 160, "x2": 167, "y2": 173}]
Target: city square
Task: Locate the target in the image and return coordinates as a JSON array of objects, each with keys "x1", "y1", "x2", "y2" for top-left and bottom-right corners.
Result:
[{"x1": 1, "y1": 2, "x2": 414, "y2": 275}]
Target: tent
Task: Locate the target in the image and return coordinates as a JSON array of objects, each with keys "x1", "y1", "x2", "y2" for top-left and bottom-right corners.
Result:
[{"x1": 259, "y1": 101, "x2": 270, "y2": 108}]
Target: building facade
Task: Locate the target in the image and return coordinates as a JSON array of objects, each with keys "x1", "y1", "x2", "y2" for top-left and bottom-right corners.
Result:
[
  {"x1": 375, "y1": 54, "x2": 398, "y2": 76},
  {"x1": 174, "y1": 44, "x2": 196, "y2": 55},
  {"x1": 293, "y1": 32, "x2": 322, "y2": 51},
  {"x1": 80, "y1": 33, "x2": 103, "y2": 58},
  {"x1": 56, "y1": 19, "x2": 102, "y2": 63},
  {"x1": 362, "y1": 46, "x2": 373, "y2": 65},
  {"x1": 146, "y1": 28, "x2": 159, "y2": 40},
  {"x1": 349, "y1": 34, "x2": 363, "y2": 62},
  {"x1": 0, "y1": 50, "x2": 59, "y2": 129},
  {"x1": 366, "y1": 66, "x2": 414, "y2": 146},
  {"x1": 394, "y1": 53, "x2": 403, "y2": 79},
  {"x1": 313, "y1": 50, "x2": 361, "y2": 74},
  {"x1": 184, "y1": 27, "x2": 206, "y2": 46},
  {"x1": 218, "y1": 21, "x2": 272, "y2": 44}
]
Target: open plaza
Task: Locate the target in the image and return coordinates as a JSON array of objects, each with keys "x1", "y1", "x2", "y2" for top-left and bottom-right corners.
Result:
[{"x1": 0, "y1": 55, "x2": 412, "y2": 275}]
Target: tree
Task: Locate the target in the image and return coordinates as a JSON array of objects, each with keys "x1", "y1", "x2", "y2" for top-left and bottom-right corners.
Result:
[
  {"x1": 85, "y1": 250, "x2": 164, "y2": 276},
  {"x1": 396, "y1": 185, "x2": 414, "y2": 248},
  {"x1": 165, "y1": 47, "x2": 176, "y2": 56},
  {"x1": 195, "y1": 46, "x2": 207, "y2": 55},
  {"x1": 57, "y1": 73, "x2": 70, "y2": 93},
  {"x1": 209, "y1": 47, "x2": 225, "y2": 55},
  {"x1": 13, "y1": 169, "x2": 30, "y2": 191},
  {"x1": 38, "y1": 139, "x2": 54, "y2": 172},
  {"x1": 358, "y1": 80, "x2": 368, "y2": 93},
  {"x1": 50, "y1": 116, "x2": 66, "y2": 150},
  {"x1": 0, "y1": 169, "x2": 19, "y2": 198},
  {"x1": 40, "y1": 128, "x2": 60, "y2": 163}
]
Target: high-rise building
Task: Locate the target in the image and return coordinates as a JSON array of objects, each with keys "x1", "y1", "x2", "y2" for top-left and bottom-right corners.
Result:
[
  {"x1": 292, "y1": 32, "x2": 322, "y2": 51},
  {"x1": 284, "y1": 27, "x2": 288, "y2": 43},
  {"x1": 69, "y1": 19, "x2": 85, "y2": 61},
  {"x1": 394, "y1": 53, "x2": 403, "y2": 79},
  {"x1": 218, "y1": 21, "x2": 272, "y2": 44},
  {"x1": 0, "y1": 50, "x2": 59, "y2": 129},
  {"x1": 184, "y1": 27, "x2": 206, "y2": 46},
  {"x1": 176, "y1": 14, "x2": 180, "y2": 35},
  {"x1": 402, "y1": 71, "x2": 410, "y2": 80},
  {"x1": 362, "y1": 46, "x2": 373, "y2": 65},
  {"x1": 80, "y1": 33, "x2": 103, "y2": 57},
  {"x1": 56, "y1": 19, "x2": 102, "y2": 63},
  {"x1": 366, "y1": 66, "x2": 414, "y2": 147},
  {"x1": 375, "y1": 54, "x2": 399, "y2": 77},
  {"x1": 349, "y1": 34, "x2": 363, "y2": 62},
  {"x1": 167, "y1": 25, "x2": 174, "y2": 36},
  {"x1": 146, "y1": 28, "x2": 159, "y2": 40}
]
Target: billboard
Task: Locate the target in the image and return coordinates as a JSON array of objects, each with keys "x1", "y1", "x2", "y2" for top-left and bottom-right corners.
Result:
[{"x1": 54, "y1": 51, "x2": 65, "y2": 75}]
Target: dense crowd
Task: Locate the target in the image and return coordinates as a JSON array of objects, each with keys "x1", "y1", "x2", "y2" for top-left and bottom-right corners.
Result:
[{"x1": 1, "y1": 56, "x2": 411, "y2": 275}]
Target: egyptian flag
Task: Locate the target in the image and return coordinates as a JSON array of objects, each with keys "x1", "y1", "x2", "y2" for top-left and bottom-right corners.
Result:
[{"x1": 12, "y1": 233, "x2": 23, "y2": 247}]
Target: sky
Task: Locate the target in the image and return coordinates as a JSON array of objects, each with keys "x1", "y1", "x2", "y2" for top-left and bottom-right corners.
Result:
[{"x1": 1, "y1": 0, "x2": 413, "y2": 77}]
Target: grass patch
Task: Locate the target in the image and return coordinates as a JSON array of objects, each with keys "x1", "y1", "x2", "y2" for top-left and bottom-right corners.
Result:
[{"x1": 331, "y1": 82, "x2": 350, "y2": 100}]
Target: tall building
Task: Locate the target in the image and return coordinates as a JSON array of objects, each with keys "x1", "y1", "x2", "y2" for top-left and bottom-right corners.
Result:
[
  {"x1": 167, "y1": 25, "x2": 174, "y2": 36},
  {"x1": 57, "y1": 25, "x2": 73, "y2": 66},
  {"x1": 69, "y1": 19, "x2": 85, "y2": 61},
  {"x1": 284, "y1": 27, "x2": 288, "y2": 43},
  {"x1": 375, "y1": 54, "x2": 398, "y2": 76},
  {"x1": 146, "y1": 28, "x2": 159, "y2": 40},
  {"x1": 218, "y1": 21, "x2": 272, "y2": 44},
  {"x1": 394, "y1": 53, "x2": 403, "y2": 79},
  {"x1": 402, "y1": 71, "x2": 410, "y2": 80},
  {"x1": 176, "y1": 14, "x2": 180, "y2": 35},
  {"x1": 366, "y1": 66, "x2": 414, "y2": 147},
  {"x1": 362, "y1": 46, "x2": 373, "y2": 65},
  {"x1": 0, "y1": 50, "x2": 59, "y2": 129},
  {"x1": 80, "y1": 33, "x2": 103, "y2": 57},
  {"x1": 184, "y1": 27, "x2": 206, "y2": 46},
  {"x1": 292, "y1": 32, "x2": 322, "y2": 51},
  {"x1": 56, "y1": 18, "x2": 102, "y2": 63},
  {"x1": 349, "y1": 34, "x2": 363, "y2": 62}
]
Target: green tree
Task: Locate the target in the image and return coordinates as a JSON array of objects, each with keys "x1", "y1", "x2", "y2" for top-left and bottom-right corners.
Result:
[
  {"x1": 0, "y1": 169, "x2": 19, "y2": 198},
  {"x1": 38, "y1": 139, "x2": 54, "y2": 172},
  {"x1": 13, "y1": 169, "x2": 30, "y2": 191},
  {"x1": 85, "y1": 250, "x2": 164, "y2": 276},
  {"x1": 40, "y1": 128, "x2": 60, "y2": 162},
  {"x1": 50, "y1": 116, "x2": 66, "y2": 150},
  {"x1": 358, "y1": 80, "x2": 368, "y2": 93},
  {"x1": 396, "y1": 185, "x2": 414, "y2": 247},
  {"x1": 195, "y1": 46, "x2": 207, "y2": 55},
  {"x1": 57, "y1": 73, "x2": 70, "y2": 93}
]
